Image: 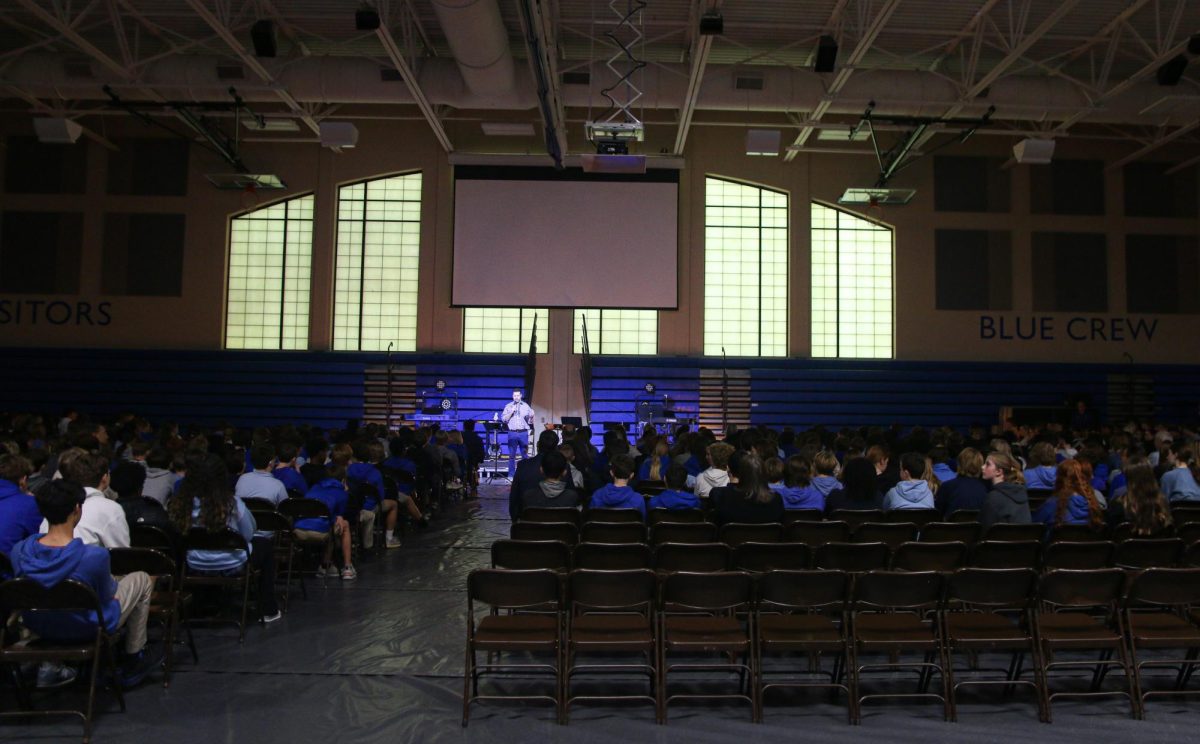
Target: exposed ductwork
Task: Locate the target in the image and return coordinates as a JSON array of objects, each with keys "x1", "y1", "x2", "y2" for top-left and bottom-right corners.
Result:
[
  {"x1": 4, "y1": 53, "x2": 1196, "y2": 129},
  {"x1": 429, "y1": 0, "x2": 516, "y2": 103}
]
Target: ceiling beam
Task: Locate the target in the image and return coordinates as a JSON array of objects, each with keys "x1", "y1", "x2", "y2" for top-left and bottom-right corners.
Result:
[
  {"x1": 674, "y1": 0, "x2": 721, "y2": 154},
  {"x1": 963, "y1": 0, "x2": 1081, "y2": 100},
  {"x1": 1105, "y1": 119, "x2": 1200, "y2": 170},
  {"x1": 375, "y1": 21, "x2": 454, "y2": 152},
  {"x1": 517, "y1": 0, "x2": 568, "y2": 163},
  {"x1": 13, "y1": 0, "x2": 132, "y2": 79}
]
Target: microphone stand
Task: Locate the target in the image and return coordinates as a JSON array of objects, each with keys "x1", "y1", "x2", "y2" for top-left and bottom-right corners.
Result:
[
  {"x1": 721, "y1": 346, "x2": 728, "y2": 439},
  {"x1": 386, "y1": 342, "x2": 394, "y2": 432}
]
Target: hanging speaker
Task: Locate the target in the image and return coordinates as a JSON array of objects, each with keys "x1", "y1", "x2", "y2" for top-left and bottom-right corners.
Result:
[
  {"x1": 250, "y1": 20, "x2": 277, "y2": 58},
  {"x1": 814, "y1": 35, "x2": 838, "y2": 73},
  {"x1": 1156, "y1": 55, "x2": 1188, "y2": 86},
  {"x1": 33, "y1": 118, "x2": 83, "y2": 144}
]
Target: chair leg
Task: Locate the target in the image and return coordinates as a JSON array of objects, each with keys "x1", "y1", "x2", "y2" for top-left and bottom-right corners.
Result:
[
  {"x1": 462, "y1": 644, "x2": 473, "y2": 727},
  {"x1": 1175, "y1": 647, "x2": 1199, "y2": 690},
  {"x1": 944, "y1": 644, "x2": 958, "y2": 722}
]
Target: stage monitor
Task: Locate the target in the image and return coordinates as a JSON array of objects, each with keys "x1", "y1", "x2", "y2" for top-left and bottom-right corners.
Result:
[{"x1": 452, "y1": 166, "x2": 679, "y2": 309}]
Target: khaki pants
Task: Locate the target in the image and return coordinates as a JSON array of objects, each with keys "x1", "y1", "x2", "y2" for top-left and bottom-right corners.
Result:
[
  {"x1": 359, "y1": 508, "x2": 377, "y2": 549},
  {"x1": 114, "y1": 571, "x2": 152, "y2": 654}
]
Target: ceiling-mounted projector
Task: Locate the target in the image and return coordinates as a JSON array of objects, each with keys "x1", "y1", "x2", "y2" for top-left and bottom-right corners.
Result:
[{"x1": 580, "y1": 153, "x2": 647, "y2": 174}]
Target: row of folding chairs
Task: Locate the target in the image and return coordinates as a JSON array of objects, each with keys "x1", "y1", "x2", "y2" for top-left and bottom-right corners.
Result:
[
  {"x1": 522, "y1": 506, "x2": 983, "y2": 528},
  {"x1": 494, "y1": 537, "x2": 1200, "y2": 574},
  {"x1": 464, "y1": 566, "x2": 1200, "y2": 725}
]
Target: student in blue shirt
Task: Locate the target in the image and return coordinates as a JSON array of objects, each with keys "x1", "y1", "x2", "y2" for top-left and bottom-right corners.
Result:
[
  {"x1": 1023, "y1": 441, "x2": 1059, "y2": 490},
  {"x1": 589, "y1": 453, "x2": 646, "y2": 517},
  {"x1": 1161, "y1": 441, "x2": 1200, "y2": 502},
  {"x1": 648, "y1": 463, "x2": 700, "y2": 511},
  {"x1": 771, "y1": 455, "x2": 825, "y2": 511},
  {"x1": 636, "y1": 436, "x2": 671, "y2": 484},
  {"x1": 883, "y1": 452, "x2": 936, "y2": 511},
  {"x1": 271, "y1": 441, "x2": 308, "y2": 496},
  {"x1": 0, "y1": 454, "x2": 42, "y2": 560},
  {"x1": 1032, "y1": 458, "x2": 1105, "y2": 537},
  {"x1": 294, "y1": 463, "x2": 355, "y2": 580}
]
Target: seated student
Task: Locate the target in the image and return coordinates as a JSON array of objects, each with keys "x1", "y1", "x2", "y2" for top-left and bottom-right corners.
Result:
[
  {"x1": 1107, "y1": 458, "x2": 1173, "y2": 536},
  {"x1": 648, "y1": 463, "x2": 700, "y2": 511},
  {"x1": 11, "y1": 480, "x2": 158, "y2": 688},
  {"x1": 40, "y1": 451, "x2": 129, "y2": 549},
  {"x1": 937, "y1": 447, "x2": 989, "y2": 515},
  {"x1": 168, "y1": 453, "x2": 280, "y2": 622},
  {"x1": 1032, "y1": 458, "x2": 1105, "y2": 535},
  {"x1": 883, "y1": 452, "x2": 936, "y2": 511},
  {"x1": 810, "y1": 451, "x2": 845, "y2": 500},
  {"x1": 771, "y1": 454, "x2": 824, "y2": 511},
  {"x1": 1160, "y1": 441, "x2": 1200, "y2": 503},
  {"x1": 235, "y1": 444, "x2": 288, "y2": 506},
  {"x1": 979, "y1": 452, "x2": 1032, "y2": 529},
  {"x1": 929, "y1": 446, "x2": 957, "y2": 483},
  {"x1": 363, "y1": 440, "x2": 427, "y2": 549},
  {"x1": 867, "y1": 444, "x2": 901, "y2": 496},
  {"x1": 557, "y1": 442, "x2": 587, "y2": 492},
  {"x1": 300, "y1": 438, "x2": 330, "y2": 488},
  {"x1": 0, "y1": 454, "x2": 41, "y2": 561},
  {"x1": 826, "y1": 456, "x2": 884, "y2": 512},
  {"x1": 589, "y1": 453, "x2": 646, "y2": 518},
  {"x1": 509, "y1": 430, "x2": 564, "y2": 521},
  {"x1": 293, "y1": 463, "x2": 355, "y2": 580},
  {"x1": 382, "y1": 435, "x2": 417, "y2": 476},
  {"x1": 111, "y1": 460, "x2": 171, "y2": 533},
  {"x1": 636, "y1": 436, "x2": 671, "y2": 484},
  {"x1": 694, "y1": 442, "x2": 734, "y2": 500},
  {"x1": 272, "y1": 441, "x2": 308, "y2": 496},
  {"x1": 709, "y1": 454, "x2": 785, "y2": 526},
  {"x1": 521, "y1": 450, "x2": 581, "y2": 510},
  {"x1": 1023, "y1": 441, "x2": 1059, "y2": 490},
  {"x1": 141, "y1": 446, "x2": 178, "y2": 505}
]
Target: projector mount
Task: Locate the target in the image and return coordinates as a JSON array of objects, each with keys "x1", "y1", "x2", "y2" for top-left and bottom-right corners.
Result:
[
  {"x1": 587, "y1": 0, "x2": 648, "y2": 154},
  {"x1": 852, "y1": 100, "x2": 996, "y2": 189}
]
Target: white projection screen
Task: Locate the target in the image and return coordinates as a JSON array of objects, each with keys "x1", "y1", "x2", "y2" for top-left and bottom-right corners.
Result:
[{"x1": 452, "y1": 167, "x2": 679, "y2": 308}]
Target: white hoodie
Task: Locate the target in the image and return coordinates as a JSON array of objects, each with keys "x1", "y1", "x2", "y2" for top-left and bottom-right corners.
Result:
[{"x1": 694, "y1": 468, "x2": 729, "y2": 500}]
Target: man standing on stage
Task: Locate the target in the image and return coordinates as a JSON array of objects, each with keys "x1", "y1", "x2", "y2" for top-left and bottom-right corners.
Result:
[{"x1": 501, "y1": 389, "x2": 534, "y2": 477}]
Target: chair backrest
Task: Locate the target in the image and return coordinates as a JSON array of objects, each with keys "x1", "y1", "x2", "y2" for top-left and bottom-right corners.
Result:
[
  {"x1": 1124, "y1": 567, "x2": 1200, "y2": 608},
  {"x1": 781, "y1": 509, "x2": 824, "y2": 524},
  {"x1": 520, "y1": 507, "x2": 583, "y2": 528},
  {"x1": 1041, "y1": 541, "x2": 1113, "y2": 570},
  {"x1": 852, "y1": 522, "x2": 917, "y2": 549},
  {"x1": 650, "y1": 522, "x2": 717, "y2": 545},
  {"x1": 278, "y1": 499, "x2": 331, "y2": 521},
  {"x1": 491, "y1": 539, "x2": 572, "y2": 571},
  {"x1": 1184, "y1": 540, "x2": 1200, "y2": 567},
  {"x1": 581, "y1": 521, "x2": 646, "y2": 544},
  {"x1": 920, "y1": 521, "x2": 981, "y2": 545},
  {"x1": 718, "y1": 522, "x2": 782, "y2": 547},
  {"x1": 1177, "y1": 522, "x2": 1200, "y2": 546},
  {"x1": 183, "y1": 528, "x2": 249, "y2": 554},
  {"x1": 241, "y1": 497, "x2": 276, "y2": 513},
  {"x1": 638, "y1": 481, "x2": 667, "y2": 497},
  {"x1": 660, "y1": 570, "x2": 753, "y2": 612},
  {"x1": 252, "y1": 511, "x2": 292, "y2": 532},
  {"x1": 0, "y1": 578, "x2": 105, "y2": 621},
  {"x1": 884, "y1": 508, "x2": 941, "y2": 527},
  {"x1": 108, "y1": 547, "x2": 177, "y2": 582},
  {"x1": 572, "y1": 542, "x2": 653, "y2": 570},
  {"x1": 946, "y1": 567, "x2": 1038, "y2": 608},
  {"x1": 648, "y1": 508, "x2": 704, "y2": 525},
  {"x1": 653, "y1": 542, "x2": 731, "y2": 573},
  {"x1": 853, "y1": 570, "x2": 943, "y2": 610},
  {"x1": 890, "y1": 541, "x2": 967, "y2": 572},
  {"x1": 586, "y1": 508, "x2": 644, "y2": 523},
  {"x1": 946, "y1": 509, "x2": 981, "y2": 523},
  {"x1": 814, "y1": 542, "x2": 890, "y2": 572},
  {"x1": 467, "y1": 568, "x2": 562, "y2": 610},
  {"x1": 969, "y1": 540, "x2": 1040, "y2": 568},
  {"x1": 758, "y1": 569, "x2": 849, "y2": 611},
  {"x1": 569, "y1": 568, "x2": 657, "y2": 611},
  {"x1": 1048, "y1": 523, "x2": 1108, "y2": 543},
  {"x1": 983, "y1": 522, "x2": 1045, "y2": 542},
  {"x1": 1037, "y1": 568, "x2": 1126, "y2": 608},
  {"x1": 510, "y1": 521, "x2": 579, "y2": 545},
  {"x1": 1170, "y1": 505, "x2": 1200, "y2": 525},
  {"x1": 285, "y1": 488, "x2": 306, "y2": 501},
  {"x1": 784, "y1": 520, "x2": 850, "y2": 546},
  {"x1": 732, "y1": 542, "x2": 811, "y2": 572},
  {"x1": 829, "y1": 509, "x2": 885, "y2": 530},
  {"x1": 0, "y1": 552, "x2": 12, "y2": 578},
  {"x1": 1111, "y1": 538, "x2": 1182, "y2": 570},
  {"x1": 130, "y1": 524, "x2": 175, "y2": 552}
]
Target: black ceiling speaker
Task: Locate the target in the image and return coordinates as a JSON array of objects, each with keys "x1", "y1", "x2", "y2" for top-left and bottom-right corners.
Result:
[
  {"x1": 1156, "y1": 54, "x2": 1188, "y2": 86},
  {"x1": 815, "y1": 35, "x2": 838, "y2": 73},
  {"x1": 250, "y1": 20, "x2": 276, "y2": 58},
  {"x1": 698, "y1": 12, "x2": 723, "y2": 36},
  {"x1": 356, "y1": 8, "x2": 380, "y2": 31},
  {"x1": 1189, "y1": 33, "x2": 1200, "y2": 55}
]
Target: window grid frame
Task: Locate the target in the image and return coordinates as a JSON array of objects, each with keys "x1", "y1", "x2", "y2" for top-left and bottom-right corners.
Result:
[
  {"x1": 573, "y1": 308, "x2": 658, "y2": 356},
  {"x1": 462, "y1": 307, "x2": 549, "y2": 354}
]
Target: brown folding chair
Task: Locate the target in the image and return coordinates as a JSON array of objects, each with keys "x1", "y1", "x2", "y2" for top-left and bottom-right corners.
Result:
[
  {"x1": 718, "y1": 522, "x2": 782, "y2": 547},
  {"x1": 891, "y1": 541, "x2": 967, "y2": 572},
  {"x1": 1185, "y1": 541, "x2": 1200, "y2": 567},
  {"x1": 108, "y1": 547, "x2": 196, "y2": 688},
  {"x1": 586, "y1": 508, "x2": 644, "y2": 523},
  {"x1": 240, "y1": 497, "x2": 276, "y2": 514},
  {"x1": 510, "y1": 521, "x2": 579, "y2": 545},
  {"x1": 885, "y1": 509, "x2": 942, "y2": 528},
  {"x1": 1123, "y1": 567, "x2": 1200, "y2": 712},
  {"x1": 181, "y1": 528, "x2": 261, "y2": 643},
  {"x1": 658, "y1": 571, "x2": 755, "y2": 722},
  {"x1": 278, "y1": 498, "x2": 333, "y2": 587},
  {"x1": 462, "y1": 568, "x2": 563, "y2": 726},
  {"x1": 815, "y1": 542, "x2": 890, "y2": 572},
  {"x1": 755, "y1": 569, "x2": 852, "y2": 722},
  {"x1": 648, "y1": 508, "x2": 705, "y2": 525},
  {"x1": 638, "y1": 480, "x2": 667, "y2": 497},
  {"x1": 0, "y1": 578, "x2": 126, "y2": 743},
  {"x1": 920, "y1": 522, "x2": 981, "y2": 546},
  {"x1": 785, "y1": 520, "x2": 850, "y2": 547},
  {"x1": 573, "y1": 542, "x2": 653, "y2": 570},
  {"x1": 984, "y1": 523, "x2": 1045, "y2": 542},
  {"x1": 1112, "y1": 538, "x2": 1183, "y2": 570},
  {"x1": 849, "y1": 571, "x2": 948, "y2": 724},
  {"x1": 521, "y1": 507, "x2": 583, "y2": 528},
  {"x1": 1049, "y1": 524, "x2": 1109, "y2": 543},
  {"x1": 732, "y1": 542, "x2": 811, "y2": 572},
  {"x1": 942, "y1": 568, "x2": 1045, "y2": 722},
  {"x1": 650, "y1": 522, "x2": 717, "y2": 545},
  {"x1": 490, "y1": 539, "x2": 572, "y2": 571},
  {"x1": 130, "y1": 524, "x2": 180, "y2": 564},
  {"x1": 852, "y1": 522, "x2": 918, "y2": 550},
  {"x1": 581, "y1": 521, "x2": 646, "y2": 544},
  {"x1": 1035, "y1": 568, "x2": 1139, "y2": 721},
  {"x1": 830, "y1": 509, "x2": 885, "y2": 530},
  {"x1": 1178, "y1": 522, "x2": 1200, "y2": 546},
  {"x1": 781, "y1": 509, "x2": 824, "y2": 524},
  {"x1": 564, "y1": 568, "x2": 658, "y2": 722},
  {"x1": 653, "y1": 542, "x2": 731, "y2": 573},
  {"x1": 1170, "y1": 505, "x2": 1200, "y2": 524},
  {"x1": 969, "y1": 540, "x2": 1041, "y2": 569},
  {"x1": 251, "y1": 510, "x2": 298, "y2": 609},
  {"x1": 1041, "y1": 541, "x2": 1114, "y2": 570},
  {"x1": 947, "y1": 509, "x2": 981, "y2": 523}
]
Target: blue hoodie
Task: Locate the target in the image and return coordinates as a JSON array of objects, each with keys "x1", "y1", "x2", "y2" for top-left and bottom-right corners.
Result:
[
  {"x1": 347, "y1": 462, "x2": 385, "y2": 510},
  {"x1": 931, "y1": 463, "x2": 957, "y2": 483},
  {"x1": 272, "y1": 466, "x2": 308, "y2": 496},
  {"x1": 1024, "y1": 465, "x2": 1058, "y2": 490},
  {"x1": 810, "y1": 475, "x2": 844, "y2": 498},
  {"x1": 1032, "y1": 493, "x2": 1094, "y2": 528},
  {"x1": 589, "y1": 484, "x2": 646, "y2": 517},
  {"x1": 883, "y1": 480, "x2": 935, "y2": 511},
  {"x1": 648, "y1": 489, "x2": 700, "y2": 511},
  {"x1": 1161, "y1": 468, "x2": 1200, "y2": 502},
  {"x1": 295, "y1": 478, "x2": 348, "y2": 532},
  {"x1": 637, "y1": 456, "x2": 671, "y2": 483},
  {"x1": 9, "y1": 536, "x2": 120, "y2": 639},
  {"x1": 0, "y1": 478, "x2": 42, "y2": 559},
  {"x1": 771, "y1": 483, "x2": 825, "y2": 511}
]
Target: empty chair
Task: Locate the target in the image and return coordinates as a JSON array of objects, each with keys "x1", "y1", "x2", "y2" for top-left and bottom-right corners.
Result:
[
  {"x1": 659, "y1": 571, "x2": 756, "y2": 722},
  {"x1": 969, "y1": 540, "x2": 1040, "y2": 569},
  {"x1": 1048, "y1": 524, "x2": 1108, "y2": 543},
  {"x1": 815, "y1": 542, "x2": 890, "y2": 572},
  {"x1": 780, "y1": 509, "x2": 824, "y2": 524},
  {"x1": 830, "y1": 510, "x2": 885, "y2": 530},
  {"x1": 586, "y1": 508, "x2": 644, "y2": 523},
  {"x1": 850, "y1": 571, "x2": 948, "y2": 724},
  {"x1": 650, "y1": 522, "x2": 717, "y2": 545},
  {"x1": 1034, "y1": 568, "x2": 1139, "y2": 722},
  {"x1": 946, "y1": 509, "x2": 981, "y2": 523},
  {"x1": 732, "y1": 542, "x2": 811, "y2": 573},
  {"x1": 521, "y1": 507, "x2": 583, "y2": 528},
  {"x1": 1122, "y1": 567, "x2": 1200, "y2": 712},
  {"x1": 983, "y1": 523, "x2": 1045, "y2": 542},
  {"x1": 885, "y1": 509, "x2": 941, "y2": 528},
  {"x1": 755, "y1": 570, "x2": 852, "y2": 722},
  {"x1": 463, "y1": 568, "x2": 564, "y2": 726},
  {"x1": 1186, "y1": 541, "x2": 1200, "y2": 567},
  {"x1": 1170, "y1": 505, "x2": 1200, "y2": 525},
  {"x1": 510, "y1": 521, "x2": 579, "y2": 545},
  {"x1": 491, "y1": 539, "x2": 572, "y2": 571},
  {"x1": 1112, "y1": 538, "x2": 1183, "y2": 570},
  {"x1": 1178, "y1": 522, "x2": 1200, "y2": 546},
  {"x1": 648, "y1": 508, "x2": 704, "y2": 525},
  {"x1": 719, "y1": 522, "x2": 782, "y2": 547},
  {"x1": 890, "y1": 541, "x2": 967, "y2": 572},
  {"x1": 852, "y1": 522, "x2": 917, "y2": 550},
  {"x1": 573, "y1": 542, "x2": 653, "y2": 570},
  {"x1": 942, "y1": 568, "x2": 1044, "y2": 722},
  {"x1": 581, "y1": 521, "x2": 646, "y2": 544},
  {"x1": 1041, "y1": 541, "x2": 1113, "y2": 570},
  {"x1": 920, "y1": 522, "x2": 980, "y2": 546},
  {"x1": 785, "y1": 520, "x2": 850, "y2": 546},
  {"x1": 653, "y1": 542, "x2": 730, "y2": 573}
]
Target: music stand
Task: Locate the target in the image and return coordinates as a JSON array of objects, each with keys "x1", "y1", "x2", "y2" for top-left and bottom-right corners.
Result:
[{"x1": 482, "y1": 420, "x2": 509, "y2": 483}]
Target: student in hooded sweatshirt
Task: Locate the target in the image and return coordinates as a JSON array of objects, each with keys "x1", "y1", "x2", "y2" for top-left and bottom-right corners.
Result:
[
  {"x1": 979, "y1": 452, "x2": 1032, "y2": 529},
  {"x1": 1032, "y1": 458, "x2": 1105, "y2": 536},
  {"x1": 1160, "y1": 441, "x2": 1200, "y2": 503},
  {"x1": 1023, "y1": 441, "x2": 1059, "y2": 491},
  {"x1": 0, "y1": 454, "x2": 41, "y2": 561},
  {"x1": 521, "y1": 450, "x2": 581, "y2": 510},
  {"x1": 694, "y1": 442, "x2": 734, "y2": 501},
  {"x1": 883, "y1": 452, "x2": 936, "y2": 511},
  {"x1": 140, "y1": 446, "x2": 178, "y2": 505},
  {"x1": 709, "y1": 454, "x2": 785, "y2": 526},
  {"x1": 771, "y1": 455, "x2": 825, "y2": 511},
  {"x1": 588, "y1": 453, "x2": 645, "y2": 518},
  {"x1": 648, "y1": 463, "x2": 700, "y2": 511},
  {"x1": 929, "y1": 446, "x2": 957, "y2": 484},
  {"x1": 937, "y1": 447, "x2": 990, "y2": 516},
  {"x1": 810, "y1": 450, "x2": 845, "y2": 501}
]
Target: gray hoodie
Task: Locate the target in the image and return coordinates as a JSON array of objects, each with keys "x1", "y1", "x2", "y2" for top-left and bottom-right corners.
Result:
[
  {"x1": 142, "y1": 467, "x2": 177, "y2": 505},
  {"x1": 694, "y1": 468, "x2": 729, "y2": 500},
  {"x1": 979, "y1": 482, "x2": 1032, "y2": 528},
  {"x1": 521, "y1": 479, "x2": 581, "y2": 509}
]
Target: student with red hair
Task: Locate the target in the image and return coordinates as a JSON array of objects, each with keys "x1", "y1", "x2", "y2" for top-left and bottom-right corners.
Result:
[{"x1": 1031, "y1": 458, "x2": 1105, "y2": 533}]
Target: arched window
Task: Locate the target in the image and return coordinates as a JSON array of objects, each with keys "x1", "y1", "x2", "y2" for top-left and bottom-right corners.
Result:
[
  {"x1": 225, "y1": 194, "x2": 314, "y2": 350},
  {"x1": 333, "y1": 172, "x2": 422, "y2": 351},
  {"x1": 703, "y1": 177, "x2": 788, "y2": 357},
  {"x1": 811, "y1": 202, "x2": 893, "y2": 358}
]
